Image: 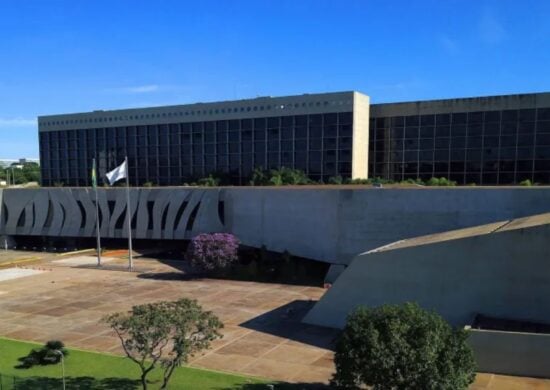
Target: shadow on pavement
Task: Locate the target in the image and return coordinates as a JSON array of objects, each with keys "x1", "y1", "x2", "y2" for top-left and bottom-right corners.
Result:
[{"x1": 240, "y1": 300, "x2": 340, "y2": 350}]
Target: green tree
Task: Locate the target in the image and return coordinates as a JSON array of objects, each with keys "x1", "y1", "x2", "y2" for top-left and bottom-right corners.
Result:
[
  {"x1": 332, "y1": 303, "x2": 476, "y2": 390},
  {"x1": 104, "y1": 298, "x2": 223, "y2": 390}
]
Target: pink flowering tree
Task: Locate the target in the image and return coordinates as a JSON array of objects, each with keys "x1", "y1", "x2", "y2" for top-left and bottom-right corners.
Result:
[{"x1": 186, "y1": 233, "x2": 240, "y2": 271}]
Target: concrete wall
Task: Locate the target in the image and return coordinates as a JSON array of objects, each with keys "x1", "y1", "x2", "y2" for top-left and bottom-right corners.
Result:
[
  {"x1": 303, "y1": 222, "x2": 550, "y2": 328},
  {"x1": 2, "y1": 187, "x2": 550, "y2": 264},
  {"x1": 468, "y1": 329, "x2": 550, "y2": 378},
  {"x1": 227, "y1": 187, "x2": 550, "y2": 263},
  {"x1": 0, "y1": 188, "x2": 224, "y2": 240}
]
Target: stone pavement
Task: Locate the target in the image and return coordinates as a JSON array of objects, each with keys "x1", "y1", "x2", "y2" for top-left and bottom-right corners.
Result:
[{"x1": 0, "y1": 254, "x2": 546, "y2": 389}]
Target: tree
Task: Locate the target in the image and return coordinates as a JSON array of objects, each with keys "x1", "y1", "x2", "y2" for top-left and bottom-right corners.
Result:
[
  {"x1": 103, "y1": 298, "x2": 223, "y2": 390},
  {"x1": 332, "y1": 303, "x2": 476, "y2": 390},
  {"x1": 186, "y1": 233, "x2": 240, "y2": 271}
]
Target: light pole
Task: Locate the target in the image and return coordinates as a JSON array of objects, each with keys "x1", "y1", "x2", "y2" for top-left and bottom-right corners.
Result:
[{"x1": 54, "y1": 350, "x2": 66, "y2": 390}]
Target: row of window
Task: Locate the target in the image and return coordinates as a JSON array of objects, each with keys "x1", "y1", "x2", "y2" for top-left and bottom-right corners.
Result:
[
  {"x1": 372, "y1": 108, "x2": 550, "y2": 127},
  {"x1": 40, "y1": 101, "x2": 353, "y2": 127}
]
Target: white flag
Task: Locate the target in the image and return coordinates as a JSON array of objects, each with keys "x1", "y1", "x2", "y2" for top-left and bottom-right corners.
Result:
[{"x1": 106, "y1": 160, "x2": 127, "y2": 185}]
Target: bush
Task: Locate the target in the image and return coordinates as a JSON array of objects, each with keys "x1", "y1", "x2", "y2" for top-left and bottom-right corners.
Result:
[
  {"x1": 186, "y1": 233, "x2": 240, "y2": 271},
  {"x1": 17, "y1": 340, "x2": 68, "y2": 369},
  {"x1": 249, "y1": 167, "x2": 312, "y2": 186},
  {"x1": 196, "y1": 174, "x2": 220, "y2": 187},
  {"x1": 332, "y1": 303, "x2": 476, "y2": 390},
  {"x1": 519, "y1": 179, "x2": 533, "y2": 186},
  {"x1": 425, "y1": 177, "x2": 457, "y2": 186}
]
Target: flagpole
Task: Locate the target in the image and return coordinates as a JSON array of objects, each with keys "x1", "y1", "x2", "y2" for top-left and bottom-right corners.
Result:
[
  {"x1": 125, "y1": 156, "x2": 133, "y2": 271},
  {"x1": 93, "y1": 158, "x2": 102, "y2": 267}
]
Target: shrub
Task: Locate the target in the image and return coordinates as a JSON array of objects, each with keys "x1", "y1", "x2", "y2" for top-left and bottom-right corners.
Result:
[
  {"x1": 425, "y1": 177, "x2": 457, "y2": 186},
  {"x1": 249, "y1": 167, "x2": 312, "y2": 186},
  {"x1": 186, "y1": 233, "x2": 240, "y2": 271},
  {"x1": 328, "y1": 175, "x2": 344, "y2": 185},
  {"x1": 17, "y1": 340, "x2": 68, "y2": 369},
  {"x1": 332, "y1": 303, "x2": 476, "y2": 390},
  {"x1": 196, "y1": 174, "x2": 220, "y2": 187},
  {"x1": 519, "y1": 179, "x2": 533, "y2": 186}
]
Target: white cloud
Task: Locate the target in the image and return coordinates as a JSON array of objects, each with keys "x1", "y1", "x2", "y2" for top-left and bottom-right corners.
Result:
[
  {"x1": 0, "y1": 117, "x2": 37, "y2": 128},
  {"x1": 106, "y1": 84, "x2": 161, "y2": 94},
  {"x1": 479, "y1": 8, "x2": 506, "y2": 44}
]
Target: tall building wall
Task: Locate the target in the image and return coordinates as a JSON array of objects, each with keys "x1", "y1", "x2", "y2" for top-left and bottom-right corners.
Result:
[
  {"x1": 369, "y1": 92, "x2": 550, "y2": 185},
  {"x1": 38, "y1": 92, "x2": 369, "y2": 186}
]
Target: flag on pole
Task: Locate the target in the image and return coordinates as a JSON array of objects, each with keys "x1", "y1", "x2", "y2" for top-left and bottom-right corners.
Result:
[
  {"x1": 91, "y1": 159, "x2": 97, "y2": 189},
  {"x1": 106, "y1": 160, "x2": 127, "y2": 186}
]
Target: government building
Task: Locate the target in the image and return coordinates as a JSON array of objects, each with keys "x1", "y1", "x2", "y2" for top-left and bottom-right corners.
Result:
[{"x1": 38, "y1": 91, "x2": 550, "y2": 186}]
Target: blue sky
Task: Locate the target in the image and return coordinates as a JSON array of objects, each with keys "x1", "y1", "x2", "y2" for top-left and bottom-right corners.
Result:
[{"x1": 1, "y1": 0, "x2": 549, "y2": 158}]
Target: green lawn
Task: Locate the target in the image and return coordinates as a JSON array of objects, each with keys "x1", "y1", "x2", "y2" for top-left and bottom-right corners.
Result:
[{"x1": 0, "y1": 337, "x2": 268, "y2": 389}]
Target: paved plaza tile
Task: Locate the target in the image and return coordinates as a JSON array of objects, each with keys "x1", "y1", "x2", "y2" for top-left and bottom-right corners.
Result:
[{"x1": 0, "y1": 254, "x2": 547, "y2": 388}]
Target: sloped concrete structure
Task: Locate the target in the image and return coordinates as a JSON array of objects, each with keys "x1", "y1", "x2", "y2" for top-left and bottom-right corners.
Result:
[
  {"x1": 304, "y1": 213, "x2": 550, "y2": 328},
  {"x1": 303, "y1": 213, "x2": 550, "y2": 377}
]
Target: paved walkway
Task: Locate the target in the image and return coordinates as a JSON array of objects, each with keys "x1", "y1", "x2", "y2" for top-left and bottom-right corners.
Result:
[{"x1": 0, "y1": 254, "x2": 546, "y2": 388}]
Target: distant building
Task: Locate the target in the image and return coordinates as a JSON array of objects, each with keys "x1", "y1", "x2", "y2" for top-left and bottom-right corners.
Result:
[
  {"x1": 38, "y1": 91, "x2": 550, "y2": 186},
  {"x1": 0, "y1": 159, "x2": 39, "y2": 169}
]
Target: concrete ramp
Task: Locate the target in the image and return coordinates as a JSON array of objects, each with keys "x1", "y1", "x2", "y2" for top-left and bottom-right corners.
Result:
[{"x1": 304, "y1": 212, "x2": 550, "y2": 329}]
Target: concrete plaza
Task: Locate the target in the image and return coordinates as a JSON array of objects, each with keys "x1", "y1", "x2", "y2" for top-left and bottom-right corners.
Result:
[{"x1": 0, "y1": 252, "x2": 546, "y2": 388}]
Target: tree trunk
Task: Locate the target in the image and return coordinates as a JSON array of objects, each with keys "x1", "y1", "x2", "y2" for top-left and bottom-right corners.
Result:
[
  {"x1": 160, "y1": 363, "x2": 177, "y2": 390},
  {"x1": 141, "y1": 372, "x2": 148, "y2": 390}
]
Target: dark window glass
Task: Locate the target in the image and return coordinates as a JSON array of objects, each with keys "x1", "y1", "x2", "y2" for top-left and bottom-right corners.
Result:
[
  {"x1": 538, "y1": 121, "x2": 550, "y2": 133},
  {"x1": 518, "y1": 134, "x2": 534, "y2": 147},
  {"x1": 435, "y1": 126, "x2": 450, "y2": 137},
  {"x1": 484, "y1": 111, "x2": 500, "y2": 122},
  {"x1": 537, "y1": 108, "x2": 550, "y2": 121},
  {"x1": 420, "y1": 115, "x2": 435, "y2": 126},
  {"x1": 500, "y1": 135, "x2": 516, "y2": 147},
  {"x1": 451, "y1": 125, "x2": 467, "y2": 136},
  {"x1": 281, "y1": 116, "x2": 293, "y2": 127},
  {"x1": 310, "y1": 138, "x2": 322, "y2": 150},
  {"x1": 502, "y1": 110, "x2": 518, "y2": 122},
  {"x1": 391, "y1": 128, "x2": 404, "y2": 139},
  {"x1": 405, "y1": 127, "x2": 418, "y2": 138},
  {"x1": 391, "y1": 116, "x2": 404, "y2": 126},
  {"x1": 419, "y1": 126, "x2": 434, "y2": 138},
  {"x1": 517, "y1": 147, "x2": 533, "y2": 159},
  {"x1": 501, "y1": 122, "x2": 517, "y2": 135},
  {"x1": 519, "y1": 109, "x2": 536, "y2": 122},
  {"x1": 324, "y1": 113, "x2": 337, "y2": 125},
  {"x1": 420, "y1": 138, "x2": 434, "y2": 150},
  {"x1": 519, "y1": 122, "x2": 535, "y2": 134},
  {"x1": 338, "y1": 112, "x2": 352, "y2": 124},
  {"x1": 281, "y1": 127, "x2": 293, "y2": 140},
  {"x1": 309, "y1": 114, "x2": 322, "y2": 126},
  {"x1": 434, "y1": 150, "x2": 449, "y2": 161},
  {"x1": 452, "y1": 113, "x2": 467, "y2": 124}
]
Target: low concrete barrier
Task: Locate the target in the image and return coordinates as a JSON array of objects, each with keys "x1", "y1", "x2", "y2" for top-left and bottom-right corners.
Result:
[{"x1": 468, "y1": 328, "x2": 550, "y2": 378}]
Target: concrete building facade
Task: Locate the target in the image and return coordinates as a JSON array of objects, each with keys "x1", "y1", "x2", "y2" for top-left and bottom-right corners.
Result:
[
  {"x1": 38, "y1": 92, "x2": 370, "y2": 186},
  {"x1": 38, "y1": 91, "x2": 550, "y2": 187},
  {"x1": 370, "y1": 92, "x2": 550, "y2": 185}
]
